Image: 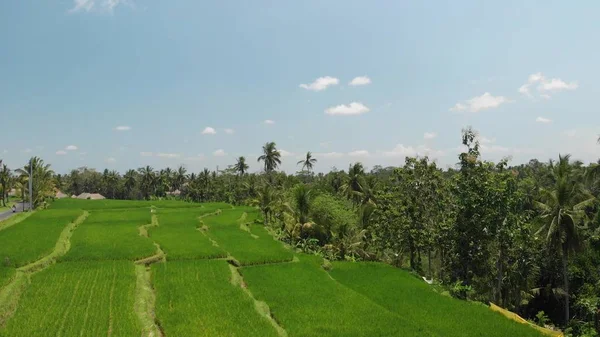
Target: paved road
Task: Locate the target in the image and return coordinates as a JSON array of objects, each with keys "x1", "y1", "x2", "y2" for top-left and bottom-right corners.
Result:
[{"x1": 0, "y1": 202, "x2": 31, "y2": 222}]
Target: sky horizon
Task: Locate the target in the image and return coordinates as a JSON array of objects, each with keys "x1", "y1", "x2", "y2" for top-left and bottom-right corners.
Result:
[{"x1": 1, "y1": 1, "x2": 599, "y2": 174}]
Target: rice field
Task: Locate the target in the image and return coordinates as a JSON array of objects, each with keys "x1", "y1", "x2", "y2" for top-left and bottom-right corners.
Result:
[
  {"x1": 0, "y1": 202, "x2": 546, "y2": 337},
  {"x1": 0, "y1": 261, "x2": 140, "y2": 337},
  {"x1": 153, "y1": 260, "x2": 279, "y2": 336},
  {"x1": 49, "y1": 198, "x2": 231, "y2": 210},
  {"x1": 0, "y1": 267, "x2": 14, "y2": 288},
  {"x1": 203, "y1": 209, "x2": 293, "y2": 265},
  {"x1": 150, "y1": 210, "x2": 226, "y2": 259},
  {"x1": 62, "y1": 209, "x2": 156, "y2": 261},
  {"x1": 240, "y1": 255, "x2": 437, "y2": 337},
  {"x1": 0, "y1": 209, "x2": 83, "y2": 267},
  {"x1": 328, "y1": 262, "x2": 545, "y2": 337}
]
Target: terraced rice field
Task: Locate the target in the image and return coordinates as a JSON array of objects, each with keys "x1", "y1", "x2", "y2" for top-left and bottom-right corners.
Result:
[
  {"x1": 0, "y1": 261, "x2": 140, "y2": 337},
  {"x1": 0, "y1": 209, "x2": 83, "y2": 266},
  {"x1": 62, "y1": 209, "x2": 155, "y2": 261},
  {"x1": 150, "y1": 209, "x2": 225, "y2": 259},
  {"x1": 0, "y1": 200, "x2": 545, "y2": 337},
  {"x1": 202, "y1": 209, "x2": 294, "y2": 265},
  {"x1": 153, "y1": 260, "x2": 279, "y2": 336},
  {"x1": 329, "y1": 262, "x2": 544, "y2": 337}
]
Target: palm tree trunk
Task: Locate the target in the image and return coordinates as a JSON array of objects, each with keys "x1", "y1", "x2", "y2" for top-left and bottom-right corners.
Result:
[
  {"x1": 562, "y1": 245, "x2": 570, "y2": 324},
  {"x1": 496, "y1": 247, "x2": 503, "y2": 306}
]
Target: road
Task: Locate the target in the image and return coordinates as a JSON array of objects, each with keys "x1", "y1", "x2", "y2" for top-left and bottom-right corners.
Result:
[{"x1": 0, "y1": 202, "x2": 31, "y2": 221}]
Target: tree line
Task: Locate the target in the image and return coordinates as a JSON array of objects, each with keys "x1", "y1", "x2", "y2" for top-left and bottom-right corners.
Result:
[{"x1": 2, "y1": 130, "x2": 600, "y2": 336}]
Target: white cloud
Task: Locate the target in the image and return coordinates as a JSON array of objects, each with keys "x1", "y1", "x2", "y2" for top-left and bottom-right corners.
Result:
[
  {"x1": 382, "y1": 144, "x2": 445, "y2": 158},
  {"x1": 213, "y1": 149, "x2": 226, "y2": 157},
  {"x1": 79, "y1": 152, "x2": 87, "y2": 156},
  {"x1": 299, "y1": 76, "x2": 339, "y2": 91},
  {"x1": 316, "y1": 152, "x2": 344, "y2": 158},
  {"x1": 519, "y1": 73, "x2": 578, "y2": 99},
  {"x1": 280, "y1": 150, "x2": 294, "y2": 157},
  {"x1": 224, "y1": 128, "x2": 235, "y2": 134},
  {"x1": 320, "y1": 141, "x2": 332, "y2": 148},
  {"x1": 2, "y1": 150, "x2": 7, "y2": 154},
  {"x1": 536, "y1": 116, "x2": 552, "y2": 124},
  {"x1": 348, "y1": 150, "x2": 369, "y2": 157},
  {"x1": 563, "y1": 129, "x2": 578, "y2": 138},
  {"x1": 480, "y1": 144, "x2": 510, "y2": 153},
  {"x1": 156, "y1": 153, "x2": 181, "y2": 159},
  {"x1": 264, "y1": 119, "x2": 275, "y2": 125},
  {"x1": 140, "y1": 152, "x2": 153, "y2": 157},
  {"x1": 202, "y1": 127, "x2": 217, "y2": 135},
  {"x1": 424, "y1": 132, "x2": 437, "y2": 140},
  {"x1": 66, "y1": 145, "x2": 78, "y2": 151},
  {"x1": 349, "y1": 76, "x2": 371, "y2": 86},
  {"x1": 478, "y1": 136, "x2": 496, "y2": 144},
  {"x1": 106, "y1": 157, "x2": 116, "y2": 163},
  {"x1": 184, "y1": 155, "x2": 205, "y2": 162},
  {"x1": 540, "y1": 78, "x2": 578, "y2": 92},
  {"x1": 114, "y1": 126, "x2": 131, "y2": 131},
  {"x1": 56, "y1": 150, "x2": 67, "y2": 155},
  {"x1": 23, "y1": 149, "x2": 32, "y2": 153},
  {"x1": 69, "y1": 0, "x2": 131, "y2": 13},
  {"x1": 325, "y1": 102, "x2": 370, "y2": 116},
  {"x1": 449, "y1": 93, "x2": 510, "y2": 113}
]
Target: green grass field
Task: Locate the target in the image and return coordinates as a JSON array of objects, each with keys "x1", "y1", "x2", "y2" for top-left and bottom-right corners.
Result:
[
  {"x1": 203, "y1": 209, "x2": 293, "y2": 265},
  {"x1": 62, "y1": 209, "x2": 156, "y2": 261},
  {"x1": 241, "y1": 255, "x2": 437, "y2": 337},
  {"x1": 153, "y1": 260, "x2": 279, "y2": 336},
  {"x1": 0, "y1": 209, "x2": 83, "y2": 267},
  {"x1": 329, "y1": 262, "x2": 544, "y2": 337},
  {"x1": 0, "y1": 266, "x2": 14, "y2": 288},
  {"x1": 150, "y1": 209, "x2": 226, "y2": 259},
  {"x1": 0, "y1": 261, "x2": 140, "y2": 337}
]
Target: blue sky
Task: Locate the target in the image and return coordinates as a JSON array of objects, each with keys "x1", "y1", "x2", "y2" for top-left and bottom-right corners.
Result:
[{"x1": 1, "y1": 0, "x2": 599, "y2": 174}]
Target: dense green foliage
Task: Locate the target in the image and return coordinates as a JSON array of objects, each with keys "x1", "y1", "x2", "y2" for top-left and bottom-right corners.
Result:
[
  {"x1": 0, "y1": 261, "x2": 140, "y2": 337},
  {"x1": 153, "y1": 260, "x2": 279, "y2": 336},
  {"x1": 0, "y1": 209, "x2": 83, "y2": 266},
  {"x1": 62, "y1": 209, "x2": 155, "y2": 261}
]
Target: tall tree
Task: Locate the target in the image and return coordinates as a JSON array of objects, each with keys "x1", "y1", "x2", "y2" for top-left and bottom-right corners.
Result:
[
  {"x1": 233, "y1": 156, "x2": 249, "y2": 176},
  {"x1": 138, "y1": 166, "x2": 156, "y2": 200},
  {"x1": 297, "y1": 151, "x2": 317, "y2": 173},
  {"x1": 257, "y1": 142, "x2": 281, "y2": 173},
  {"x1": 16, "y1": 157, "x2": 55, "y2": 208},
  {"x1": 0, "y1": 162, "x2": 10, "y2": 207},
  {"x1": 535, "y1": 154, "x2": 595, "y2": 324},
  {"x1": 172, "y1": 165, "x2": 187, "y2": 191}
]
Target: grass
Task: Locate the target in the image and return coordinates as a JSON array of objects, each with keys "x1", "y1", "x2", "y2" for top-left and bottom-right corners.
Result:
[
  {"x1": 0, "y1": 209, "x2": 83, "y2": 267},
  {"x1": 241, "y1": 255, "x2": 437, "y2": 337},
  {"x1": 49, "y1": 198, "x2": 230, "y2": 210},
  {"x1": 0, "y1": 267, "x2": 14, "y2": 289},
  {"x1": 328, "y1": 261, "x2": 545, "y2": 337},
  {"x1": 152, "y1": 260, "x2": 279, "y2": 337},
  {"x1": 0, "y1": 261, "x2": 141, "y2": 337},
  {"x1": 203, "y1": 209, "x2": 293, "y2": 265},
  {"x1": 150, "y1": 210, "x2": 226, "y2": 260},
  {"x1": 62, "y1": 209, "x2": 156, "y2": 261},
  {"x1": 0, "y1": 212, "x2": 32, "y2": 232}
]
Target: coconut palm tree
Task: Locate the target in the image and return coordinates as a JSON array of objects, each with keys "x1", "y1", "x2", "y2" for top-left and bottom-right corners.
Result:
[
  {"x1": 257, "y1": 142, "x2": 281, "y2": 173},
  {"x1": 16, "y1": 157, "x2": 54, "y2": 208},
  {"x1": 535, "y1": 154, "x2": 595, "y2": 324},
  {"x1": 297, "y1": 151, "x2": 317, "y2": 173},
  {"x1": 341, "y1": 162, "x2": 366, "y2": 206},
  {"x1": 173, "y1": 165, "x2": 187, "y2": 191},
  {"x1": 0, "y1": 163, "x2": 10, "y2": 207},
  {"x1": 138, "y1": 166, "x2": 156, "y2": 199},
  {"x1": 233, "y1": 156, "x2": 249, "y2": 176},
  {"x1": 124, "y1": 169, "x2": 137, "y2": 192}
]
